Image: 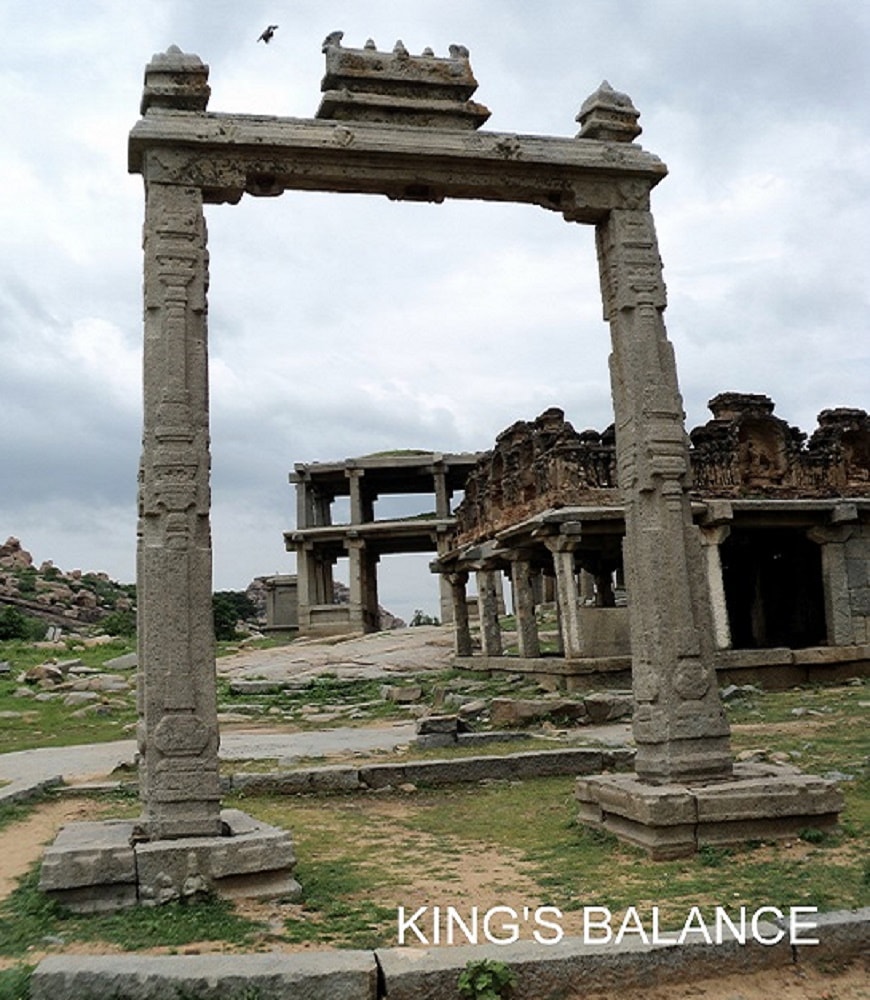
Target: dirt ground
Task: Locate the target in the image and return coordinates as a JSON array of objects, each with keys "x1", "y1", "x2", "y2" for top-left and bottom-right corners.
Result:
[{"x1": 1, "y1": 799, "x2": 866, "y2": 998}]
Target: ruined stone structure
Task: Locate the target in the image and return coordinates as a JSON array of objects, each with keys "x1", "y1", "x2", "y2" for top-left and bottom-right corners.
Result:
[
  {"x1": 288, "y1": 451, "x2": 479, "y2": 634},
  {"x1": 40, "y1": 31, "x2": 845, "y2": 897},
  {"x1": 436, "y1": 398, "x2": 870, "y2": 690}
]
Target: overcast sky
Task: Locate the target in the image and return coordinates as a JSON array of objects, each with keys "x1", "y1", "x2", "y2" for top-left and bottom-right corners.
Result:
[{"x1": 1, "y1": 1, "x2": 868, "y2": 623}]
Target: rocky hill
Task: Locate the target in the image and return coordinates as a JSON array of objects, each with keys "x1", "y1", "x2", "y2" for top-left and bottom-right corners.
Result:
[{"x1": 0, "y1": 537, "x2": 135, "y2": 629}]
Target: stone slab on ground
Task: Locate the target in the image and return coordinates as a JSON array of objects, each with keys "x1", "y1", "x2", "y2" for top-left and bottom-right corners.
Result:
[
  {"x1": 39, "y1": 818, "x2": 129, "y2": 897},
  {"x1": 30, "y1": 951, "x2": 378, "y2": 1000},
  {"x1": 225, "y1": 746, "x2": 635, "y2": 795},
  {"x1": 27, "y1": 910, "x2": 870, "y2": 1000},
  {"x1": 39, "y1": 809, "x2": 299, "y2": 913},
  {"x1": 376, "y1": 927, "x2": 791, "y2": 1000},
  {"x1": 103, "y1": 651, "x2": 138, "y2": 671},
  {"x1": 809, "y1": 906, "x2": 870, "y2": 960},
  {"x1": 576, "y1": 762, "x2": 845, "y2": 859}
]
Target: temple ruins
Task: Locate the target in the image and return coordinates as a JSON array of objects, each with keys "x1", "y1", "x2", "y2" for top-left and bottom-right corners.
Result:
[
  {"x1": 40, "y1": 31, "x2": 851, "y2": 906},
  {"x1": 288, "y1": 451, "x2": 480, "y2": 633},
  {"x1": 432, "y1": 398, "x2": 870, "y2": 693}
]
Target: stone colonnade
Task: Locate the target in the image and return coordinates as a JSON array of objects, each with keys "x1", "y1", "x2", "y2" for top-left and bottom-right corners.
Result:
[
  {"x1": 441, "y1": 498, "x2": 868, "y2": 669},
  {"x1": 290, "y1": 453, "x2": 478, "y2": 633}
]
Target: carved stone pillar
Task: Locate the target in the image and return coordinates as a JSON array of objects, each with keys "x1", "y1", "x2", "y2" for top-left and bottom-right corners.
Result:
[
  {"x1": 596, "y1": 208, "x2": 731, "y2": 784},
  {"x1": 346, "y1": 537, "x2": 367, "y2": 630},
  {"x1": 579, "y1": 569, "x2": 596, "y2": 605},
  {"x1": 547, "y1": 540, "x2": 583, "y2": 659},
  {"x1": 476, "y1": 569, "x2": 503, "y2": 656},
  {"x1": 314, "y1": 551, "x2": 336, "y2": 604},
  {"x1": 437, "y1": 531, "x2": 455, "y2": 625},
  {"x1": 347, "y1": 538, "x2": 379, "y2": 632},
  {"x1": 433, "y1": 460, "x2": 450, "y2": 519},
  {"x1": 347, "y1": 468, "x2": 367, "y2": 524},
  {"x1": 294, "y1": 473, "x2": 311, "y2": 530},
  {"x1": 509, "y1": 553, "x2": 540, "y2": 658},
  {"x1": 295, "y1": 542, "x2": 315, "y2": 628},
  {"x1": 447, "y1": 571, "x2": 473, "y2": 656},
  {"x1": 137, "y1": 178, "x2": 222, "y2": 839},
  {"x1": 808, "y1": 517, "x2": 857, "y2": 646},
  {"x1": 699, "y1": 523, "x2": 732, "y2": 650}
]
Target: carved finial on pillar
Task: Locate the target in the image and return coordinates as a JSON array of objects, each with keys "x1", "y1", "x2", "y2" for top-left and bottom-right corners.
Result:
[
  {"x1": 322, "y1": 30, "x2": 344, "y2": 52},
  {"x1": 576, "y1": 80, "x2": 641, "y2": 142},
  {"x1": 140, "y1": 45, "x2": 210, "y2": 115}
]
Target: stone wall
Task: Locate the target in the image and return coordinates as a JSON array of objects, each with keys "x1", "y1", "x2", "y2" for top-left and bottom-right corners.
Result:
[
  {"x1": 454, "y1": 397, "x2": 870, "y2": 545},
  {"x1": 455, "y1": 408, "x2": 619, "y2": 544}
]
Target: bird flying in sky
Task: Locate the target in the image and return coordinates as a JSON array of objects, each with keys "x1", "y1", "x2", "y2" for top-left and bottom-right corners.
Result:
[{"x1": 258, "y1": 25, "x2": 278, "y2": 44}]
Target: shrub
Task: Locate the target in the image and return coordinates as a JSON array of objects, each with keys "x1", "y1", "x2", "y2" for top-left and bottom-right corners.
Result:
[
  {"x1": 458, "y1": 959, "x2": 516, "y2": 999},
  {"x1": 0, "y1": 605, "x2": 40, "y2": 641},
  {"x1": 101, "y1": 609, "x2": 137, "y2": 637},
  {"x1": 212, "y1": 591, "x2": 255, "y2": 641},
  {"x1": 410, "y1": 609, "x2": 440, "y2": 627}
]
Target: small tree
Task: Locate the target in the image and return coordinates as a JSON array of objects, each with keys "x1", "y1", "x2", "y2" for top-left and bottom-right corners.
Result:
[
  {"x1": 0, "y1": 605, "x2": 43, "y2": 641},
  {"x1": 409, "y1": 609, "x2": 440, "y2": 627},
  {"x1": 101, "y1": 609, "x2": 137, "y2": 637},
  {"x1": 212, "y1": 593, "x2": 241, "y2": 641}
]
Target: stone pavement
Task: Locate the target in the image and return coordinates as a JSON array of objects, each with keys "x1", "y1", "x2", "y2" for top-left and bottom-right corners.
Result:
[
  {"x1": 0, "y1": 720, "x2": 634, "y2": 804},
  {"x1": 0, "y1": 723, "x2": 420, "y2": 803},
  {"x1": 214, "y1": 625, "x2": 455, "y2": 683}
]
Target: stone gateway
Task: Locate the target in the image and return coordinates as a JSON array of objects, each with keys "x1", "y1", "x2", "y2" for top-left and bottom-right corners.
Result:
[{"x1": 40, "y1": 33, "x2": 843, "y2": 905}]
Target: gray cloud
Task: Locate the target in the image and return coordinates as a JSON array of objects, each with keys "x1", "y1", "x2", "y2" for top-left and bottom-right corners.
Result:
[{"x1": 0, "y1": 1, "x2": 867, "y2": 621}]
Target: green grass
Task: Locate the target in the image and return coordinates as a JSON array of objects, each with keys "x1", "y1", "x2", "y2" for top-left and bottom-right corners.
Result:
[
  {"x1": 0, "y1": 638, "x2": 138, "y2": 754},
  {"x1": 0, "y1": 867, "x2": 263, "y2": 958},
  {"x1": 0, "y1": 963, "x2": 33, "y2": 1000},
  {"x1": 0, "y1": 680, "x2": 865, "y2": 961}
]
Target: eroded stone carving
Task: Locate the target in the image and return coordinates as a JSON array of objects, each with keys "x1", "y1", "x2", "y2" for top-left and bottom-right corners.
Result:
[{"x1": 316, "y1": 34, "x2": 491, "y2": 130}]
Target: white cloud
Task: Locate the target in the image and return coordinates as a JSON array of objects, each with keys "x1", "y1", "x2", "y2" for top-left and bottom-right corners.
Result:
[{"x1": 0, "y1": 0, "x2": 867, "y2": 613}]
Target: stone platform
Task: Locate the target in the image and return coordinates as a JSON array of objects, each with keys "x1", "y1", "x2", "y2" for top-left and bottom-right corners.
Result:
[
  {"x1": 39, "y1": 808, "x2": 299, "y2": 912},
  {"x1": 575, "y1": 762, "x2": 844, "y2": 860}
]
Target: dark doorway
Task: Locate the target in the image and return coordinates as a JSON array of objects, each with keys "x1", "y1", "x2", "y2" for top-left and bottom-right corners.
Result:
[{"x1": 720, "y1": 528, "x2": 825, "y2": 649}]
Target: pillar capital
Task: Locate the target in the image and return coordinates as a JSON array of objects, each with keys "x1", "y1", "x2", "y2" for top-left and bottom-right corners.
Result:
[
  {"x1": 543, "y1": 535, "x2": 578, "y2": 554},
  {"x1": 699, "y1": 523, "x2": 731, "y2": 547}
]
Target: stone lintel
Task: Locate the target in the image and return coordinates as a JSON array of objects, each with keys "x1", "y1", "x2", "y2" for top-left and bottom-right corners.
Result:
[
  {"x1": 128, "y1": 113, "x2": 666, "y2": 215},
  {"x1": 576, "y1": 765, "x2": 844, "y2": 859}
]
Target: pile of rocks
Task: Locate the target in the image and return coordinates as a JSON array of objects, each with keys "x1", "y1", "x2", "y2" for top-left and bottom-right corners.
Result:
[
  {"x1": 0, "y1": 537, "x2": 134, "y2": 627},
  {"x1": 11, "y1": 655, "x2": 134, "y2": 718}
]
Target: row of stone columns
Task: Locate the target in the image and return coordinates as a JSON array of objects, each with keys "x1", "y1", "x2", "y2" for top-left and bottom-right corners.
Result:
[
  {"x1": 445, "y1": 551, "x2": 593, "y2": 661},
  {"x1": 444, "y1": 511, "x2": 865, "y2": 664}
]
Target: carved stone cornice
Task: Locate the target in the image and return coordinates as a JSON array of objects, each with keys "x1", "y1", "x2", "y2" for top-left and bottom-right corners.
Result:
[{"x1": 130, "y1": 113, "x2": 665, "y2": 214}]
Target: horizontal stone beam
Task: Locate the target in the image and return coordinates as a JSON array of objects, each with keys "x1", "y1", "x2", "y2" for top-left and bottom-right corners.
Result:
[{"x1": 129, "y1": 112, "x2": 666, "y2": 214}]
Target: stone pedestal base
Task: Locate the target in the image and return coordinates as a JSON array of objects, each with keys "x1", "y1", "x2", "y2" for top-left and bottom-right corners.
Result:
[
  {"x1": 39, "y1": 809, "x2": 300, "y2": 913},
  {"x1": 576, "y1": 763, "x2": 844, "y2": 860}
]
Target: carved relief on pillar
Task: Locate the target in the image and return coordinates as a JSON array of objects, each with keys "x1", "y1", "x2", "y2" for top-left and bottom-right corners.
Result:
[
  {"x1": 597, "y1": 210, "x2": 688, "y2": 501},
  {"x1": 138, "y1": 178, "x2": 220, "y2": 838},
  {"x1": 596, "y1": 207, "x2": 731, "y2": 783},
  {"x1": 596, "y1": 209, "x2": 667, "y2": 318}
]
